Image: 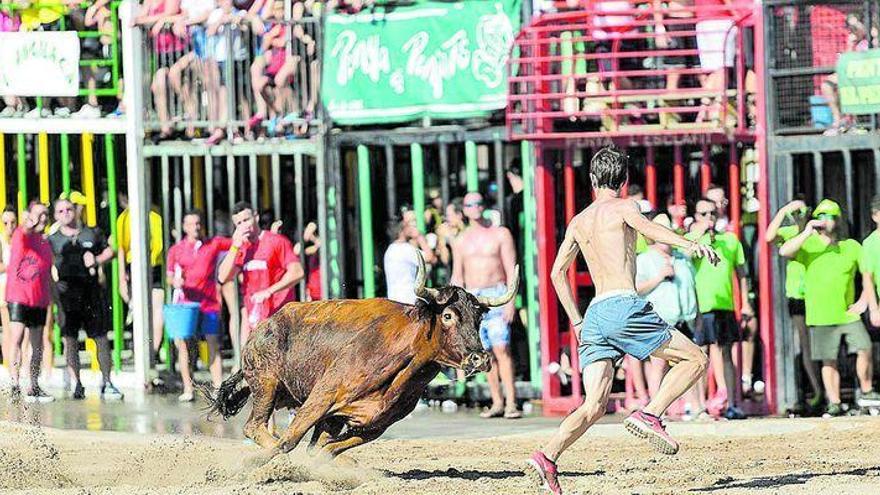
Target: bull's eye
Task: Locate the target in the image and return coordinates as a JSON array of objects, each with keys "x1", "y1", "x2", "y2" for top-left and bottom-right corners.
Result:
[{"x1": 442, "y1": 313, "x2": 453, "y2": 321}]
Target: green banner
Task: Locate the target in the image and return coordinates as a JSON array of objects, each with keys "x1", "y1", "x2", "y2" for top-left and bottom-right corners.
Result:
[
  {"x1": 321, "y1": 0, "x2": 521, "y2": 125},
  {"x1": 838, "y1": 49, "x2": 880, "y2": 115}
]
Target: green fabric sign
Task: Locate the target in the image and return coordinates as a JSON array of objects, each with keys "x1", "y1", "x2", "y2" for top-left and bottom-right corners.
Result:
[
  {"x1": 838, "y1": 49, "x2": 880, "y2": 115},
  {"x1": 321, "y1": 0, "x2": 521, "y2": 125}
]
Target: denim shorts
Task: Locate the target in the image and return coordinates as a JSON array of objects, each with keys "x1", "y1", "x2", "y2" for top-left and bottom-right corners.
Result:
[
  {"x1": 469, "y1": 283, "x2": 511, "y2": 350},
  {"x1": 578, "y1": 291, "x2": 672, "y2": 370}
]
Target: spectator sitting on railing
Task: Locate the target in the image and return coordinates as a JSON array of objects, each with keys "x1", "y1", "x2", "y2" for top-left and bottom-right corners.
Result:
[
  {"x1": 134, "y1": 0, "x2": 184, "y2": 141},
  {"x1": 694, "y1": 0, "x2": 737, "y2": 127},
  {"x1": 163, "y1": 0, "x2": 216, "y2": 137},
  {"x1": 247, "y1": 0, "x2": 300, "y2": 138},
  {"x1": 287, "y1": 0, "x2": 317, "y2": 133},
  {"x1": 820, "y1": 14, "x2": 870, "y2": 136},
  {"x1": 205, "y1": 0, "x2": 261, "y2": 144}
]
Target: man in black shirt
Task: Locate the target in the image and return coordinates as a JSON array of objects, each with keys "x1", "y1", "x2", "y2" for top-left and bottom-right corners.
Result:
[{"x1": 48, "y1": 198, "x2": 123, "y2": 400}]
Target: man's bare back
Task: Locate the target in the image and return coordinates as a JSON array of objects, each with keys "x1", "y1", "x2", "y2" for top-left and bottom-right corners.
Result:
[
  {"x1": 454, "y1": 225, "x2": 515, "y2": 289},
  {"x1": 570, "y1": 198, "x2": 641, "y2": 294}
]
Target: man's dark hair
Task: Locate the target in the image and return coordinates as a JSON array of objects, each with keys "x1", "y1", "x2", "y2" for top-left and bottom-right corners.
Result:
[
  {"x1": 232, "y1": 201, "x2": 253, "y2": 216},
  {"x1": 871, "y1": 196, "x2": 880, "y2": 214},
  {"x1": 449, "y1": 197, "x2": 463, "y2": 215},
  {"x1": 706, "y1": 183, "x2": 724, "y2": 193},
  {"x1": 387, "y1": 215, "x2": 405, "y2": 240},
  {"x1": 3, "y1": 205, "x2": 15, "y2": 215},
  {"x1": 182, "y1": 209, "x2": 203, "y2": 225},
  {"x1": 589, "y1": 147, "x2": 629, "y2": 190},
  {"x1": 628, "y1": 184, "x2": 644, "y2": 197}
]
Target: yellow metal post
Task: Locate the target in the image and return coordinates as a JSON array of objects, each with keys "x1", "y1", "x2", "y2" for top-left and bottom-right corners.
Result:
[
  {"x1": 81, "y1": 133, "x2": 97, "y2": 227},
  {"x1": 193, "y1": 155, "x2": 205, "y2": 211},
  {"x1": 38, "y1": 133, "x2": 50, "y2": 204}
]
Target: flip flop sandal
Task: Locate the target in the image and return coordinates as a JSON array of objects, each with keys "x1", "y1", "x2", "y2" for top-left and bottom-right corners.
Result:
[{"x1": 505, "y1": 408, "x2": 523, "y2": 419}]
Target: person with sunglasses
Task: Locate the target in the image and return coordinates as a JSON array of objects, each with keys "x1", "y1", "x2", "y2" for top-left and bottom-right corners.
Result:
[
  {"x1": 47, "y1": 198, "x2": 123, "y2": 401},
  {"x1": 687, "y1": 197, "x2": 753, "y2": 420},
  {"x1": 451, "y1": 192, "x2": 520, "y2": 419},
  {"x1": 780, "y1": 199, "x2": 880, "y2": 416}
]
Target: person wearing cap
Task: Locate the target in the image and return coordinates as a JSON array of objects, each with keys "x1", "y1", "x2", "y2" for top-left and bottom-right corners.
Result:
[
  {"x1": 766, "y1": 198, "x2": 824, "y2": 412},
  {"x1": 780, "y1": 198, "x2": 880, "y2": 416},
  {"x1": 687, "y1": 197, "x2": 753, "y2": 420},
  {"x1": 636, "y1": 214, "x2": 706, "y2": 419}
]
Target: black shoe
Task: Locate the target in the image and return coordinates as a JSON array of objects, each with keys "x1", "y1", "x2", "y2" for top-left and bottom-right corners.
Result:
[
  {"x1": 25, "y1": 387, "x2": 55, "y2": 403},
  {"x1": 723, "y1": 406, "x2": 746, "y2": 420},
  {"x1": 72, "y1": 383, "x2": 86, "y2": 400}
]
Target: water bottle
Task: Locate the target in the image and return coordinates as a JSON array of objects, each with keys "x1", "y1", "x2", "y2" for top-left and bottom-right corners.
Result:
[
  {"x1": 522, "y1": 402, "x2": 534, "y2": 416},
  {"x1": 248, "y1": 302, "x2": 263, "y2": 325}
]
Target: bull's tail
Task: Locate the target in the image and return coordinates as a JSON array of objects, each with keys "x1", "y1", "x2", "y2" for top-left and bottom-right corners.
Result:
[{"x1": 196, "y1": 370, "x2": 251, "y2": 420}]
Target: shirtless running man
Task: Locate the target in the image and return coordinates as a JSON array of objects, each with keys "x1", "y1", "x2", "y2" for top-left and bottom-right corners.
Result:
[{"x1": 526, "y1": 147, "x2": 718, "y2": 495}]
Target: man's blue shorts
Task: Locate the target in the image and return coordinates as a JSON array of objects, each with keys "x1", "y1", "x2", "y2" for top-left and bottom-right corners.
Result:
[
  {"x1": 578, "y1": 291, "x2": 672, "y2": 370},
  {"x1": 199, "y1": 311, "x2": 221, "y2": 337},
  {"x1": 469, "y1": 283, "x2": 511, "y2": 350}
]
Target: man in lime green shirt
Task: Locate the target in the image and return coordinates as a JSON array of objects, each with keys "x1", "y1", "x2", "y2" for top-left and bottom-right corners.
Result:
[
  {"x1": 766, "y1": 198, "x2": 823, "y2": 409},
  {"x1": 688, "y1": 198, "x2": 753, "y2": 420},
  {"x1": 780, "y1": 199, "x2": 880, "y2": 416}
]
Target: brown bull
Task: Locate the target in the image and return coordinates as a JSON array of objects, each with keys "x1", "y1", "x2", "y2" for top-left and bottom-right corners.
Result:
[{"x1": 201, "y1": 254, "x2": 518, "y2": 458}]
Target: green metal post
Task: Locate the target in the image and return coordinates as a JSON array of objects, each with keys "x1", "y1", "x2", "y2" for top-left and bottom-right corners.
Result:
[
  {"x1": 16, "y1": 134, "x2": 26, "y2": 215},
  {"x1": 521, "y1": 141, "x2": 541, "y2": 391},
  {"x1": 357, "y1": 145, "x2": 375, "y2": 298},
  {"x1": 60, "y1": 134, "x2": 71, "y2": 194},
  {"x1": 465, "y1": 141, "x2": 478, "y2": 193},
  {"x1": 105, "y1": 134, "x2": 123, "y2": 371},
  {"x1": 410, "y1": 143, "x2": 426, "y2": 234}
]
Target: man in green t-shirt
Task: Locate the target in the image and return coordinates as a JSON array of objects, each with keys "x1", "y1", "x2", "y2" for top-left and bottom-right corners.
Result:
[
  {"x1": 780, "y1": 199, "x2": 880, "y2": 416},
  {"x1": 688, "y1": 198, "x2": 754, "y2": 420},
  {"x1": 766, "y1": 199, "x2": 823, "y2": 410},
  {"x1": 861, "y1": 196, "x2": 880, "y2": 329}
]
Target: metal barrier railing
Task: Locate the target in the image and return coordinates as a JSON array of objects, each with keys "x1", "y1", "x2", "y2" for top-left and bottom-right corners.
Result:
[
  {"x1": 138, "y1": 13, "x2": 322, "y2": 140},
  {"x1": 507, "y1": 2, "x2": 756, "y2": 141}
]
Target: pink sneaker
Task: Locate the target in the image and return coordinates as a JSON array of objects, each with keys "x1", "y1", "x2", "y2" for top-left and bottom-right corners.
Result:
[
  {"x1": 706, "y1": 389, "x2": 729, "y2": 417},
  {"x1": 623, "y1": 410, "x2": 680, "y2": 455},
  {"x1": 525, "y1": 451, "x2": 563, "y2": 495}
]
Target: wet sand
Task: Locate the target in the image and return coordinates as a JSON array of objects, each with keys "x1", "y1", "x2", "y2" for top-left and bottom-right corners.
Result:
[{"x1": 1, "y1": 413, "x2": 879, "y2": 494}]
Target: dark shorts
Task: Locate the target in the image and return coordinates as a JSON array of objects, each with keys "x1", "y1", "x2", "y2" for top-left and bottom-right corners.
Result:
[
  {"x1": 8, "y1": 303, "x2": 48, "y2": 328},
  {"x1": 57, "y1": 280, "x2": 106, "y2": 339},
  {"x1": 127, "y1": 264, "x2": 164, "y2": 290},
  {"x1": 578, "y1": 292, "x2": 672, "y2": 370},
  {"x1": 788, "y1": 298, "x2": 806, "y2": 317},
  {"x1": 696, "y1": 310, "x2": 740, "y2": 346}
]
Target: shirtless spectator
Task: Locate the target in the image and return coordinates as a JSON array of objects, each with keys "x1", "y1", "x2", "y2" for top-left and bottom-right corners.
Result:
[{"x1": 452, "y1": 192, "x2": 520, "y2": 419}]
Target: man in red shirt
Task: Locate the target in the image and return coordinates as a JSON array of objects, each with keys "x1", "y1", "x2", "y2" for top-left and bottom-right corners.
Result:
[
  {"x1": 218, "y1": 202, "x2": 303, "y2": 344},
  {"x1": 4, "y1": 201, "x2": 54, "y2": 402},
  {"x1": 167, "y1": 209, "x2": 232, "y2": 401}
]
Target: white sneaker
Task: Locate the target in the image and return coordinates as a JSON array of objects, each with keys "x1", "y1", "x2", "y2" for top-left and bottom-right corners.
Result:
[
  {"x1": 54, "y1": 107, "x2": 72, "y2": 118},
  {"x1": 0, "y1": 107, "x2": 15, "y2": 118},
  {"x1": 73, "y1": 104, "x2": 102, "y2": 118},
  {"x1": 24, "y1": 107, "x2": 50, "y2": 119},
  {"x1": 178, "y1": 391, "x2": 195, "y2": 402}
]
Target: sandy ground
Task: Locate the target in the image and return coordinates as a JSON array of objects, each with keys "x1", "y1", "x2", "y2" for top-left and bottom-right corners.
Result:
[{"x1": 1, "y1": 412, "x2": 880, "y2": 495}]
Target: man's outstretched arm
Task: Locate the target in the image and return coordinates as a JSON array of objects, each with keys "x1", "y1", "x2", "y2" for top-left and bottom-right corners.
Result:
[
  {"x1": 621, "y1": 202, "x2": 720, "y2": 264},
  {"x1": 551, "y1": 225, "x2": 583, "y2": 330}
]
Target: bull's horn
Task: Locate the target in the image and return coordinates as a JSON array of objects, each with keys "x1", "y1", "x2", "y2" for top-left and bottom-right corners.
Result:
[
  {"x1": 413, "y1": 250, "x2": 440, "y2": 300},
  {"x1": 477, "y1": 266, "x2": 520, "y2": 307}
]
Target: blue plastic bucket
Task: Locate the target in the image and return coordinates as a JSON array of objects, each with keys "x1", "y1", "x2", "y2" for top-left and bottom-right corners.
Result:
[
  {"x1": 810, "y1": 95, "x2": 833, "y2": 128},
  {"x1": 163, "y1": 302, "x2": 201, "y2": 340}
]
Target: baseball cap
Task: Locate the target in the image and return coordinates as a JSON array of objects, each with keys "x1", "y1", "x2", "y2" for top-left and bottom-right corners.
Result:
[
  {"x1": 58, "y1": 190, "x2": 88, "y2": 206},
  {"x1": 812, "y1": 199, "x2": 841, "y2": 218}
]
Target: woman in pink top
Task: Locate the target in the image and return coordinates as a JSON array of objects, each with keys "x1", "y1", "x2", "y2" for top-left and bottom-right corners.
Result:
[{"x1": 4, "y1": 202, "x2": 54, "y2": 403}]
